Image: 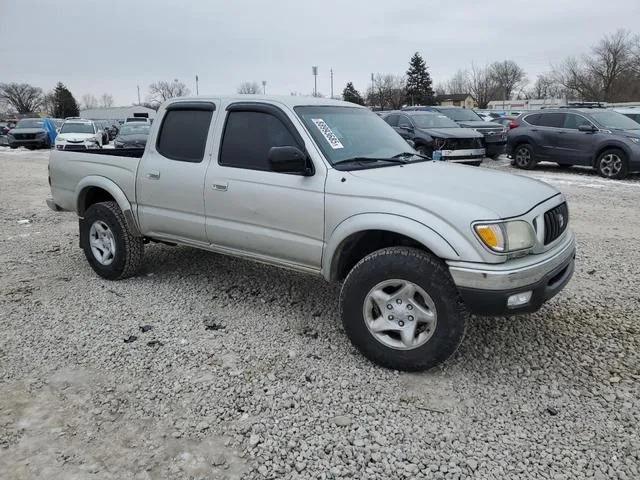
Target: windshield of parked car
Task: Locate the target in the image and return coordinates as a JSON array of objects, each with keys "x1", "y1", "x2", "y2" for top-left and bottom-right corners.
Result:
[
  {"x1": 119, "y1": 124, "x2": 150, "y2": 135},
  {"x1": 438, "y1": 108, "x2": 483, "y2": 122},
  {"x1": 590, "y1": 111, "x2": 640, "y2": 130},
  {"x1": 15, "y1": 119, "x2": 44, "y2": 129},
  {"x1": 412, "y1": 114, "x2": 459, "y2": 129},
  {"x1": 60, "y1": 122, "x2": 94, "y2": 134},
  {"x1": 295, "y1": 106, "x2": 418, "y2": 165}
]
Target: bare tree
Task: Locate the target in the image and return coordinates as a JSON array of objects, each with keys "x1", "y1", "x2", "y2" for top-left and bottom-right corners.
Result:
[
  {"x1": 82, "y1": 94, "x2": 98, "y2": 109},
  {"x1": 237, "y1": 82, "x2": 261, "y2": 94},
  {"x1": 468, "y1": 63, "x2": 496, "y2": 109},
  {"x1": 526, "y1": 74, "x2": 566, "y2": 99},
  {"x1": 551, "y1": 29, "x2": 640, "y2": 102},
  {"x1": 42, "y1": 91, "x2": 56, "y2": 116},
  {"x1": 368, "y1": 74, "x2": 405, "y2": 109},
  {"x1": 147, "y1": 79, "x2": 190, "y2": 107},
  {"x1": 0, "y1": 83, "x2": 44, "y2": 113},
  {"x1": 489, "y1": 60, "x2": 527, "y2": 100},
  {"x1": 100, "y1": 93, "x2": 114, "y2": 108},
  {"x1": 433, "y1": 83, "x2": 447, "y2": 97},
  {"x1": 445, "y1": 69, "x2": 471, "y2": 94}
]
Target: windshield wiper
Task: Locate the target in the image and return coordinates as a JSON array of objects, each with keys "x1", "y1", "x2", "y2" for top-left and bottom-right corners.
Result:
[{"x1": 332, "y1": 156, "x2": 409, "y2": 166}]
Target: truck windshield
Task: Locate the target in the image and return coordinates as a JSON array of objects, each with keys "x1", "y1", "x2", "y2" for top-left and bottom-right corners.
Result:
[
  {"x1": 60, "y1": 123, "x2": 94, "y2": 134},
  {"x1": 294, "y1": 106, "x2": 416, "y2": 165},
  {"x1": 438, "y1": 108, "x2": 483, "y2": 122}
]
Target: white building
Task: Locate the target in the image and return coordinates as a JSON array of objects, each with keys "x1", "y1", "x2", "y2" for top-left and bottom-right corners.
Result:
[
  {"x1": 487, "y1": 98, "x2": 567, "y2": 112},
  {"x1": 79, "y1": 106, "x2": 157, "y2": 121}
]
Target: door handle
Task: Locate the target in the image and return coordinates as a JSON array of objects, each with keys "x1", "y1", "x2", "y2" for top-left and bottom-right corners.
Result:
[
  {"x1": 212, "y1": 183, "x2": 228, "y2": 192},
  {"x1": 146, "y1": 170, "x2": 160, "y2": 180}
]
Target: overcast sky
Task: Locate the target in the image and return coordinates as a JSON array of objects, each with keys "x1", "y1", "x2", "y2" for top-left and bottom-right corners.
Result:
[{"x1": 1, "y1": 0, "x2": 638, "y2": 106}]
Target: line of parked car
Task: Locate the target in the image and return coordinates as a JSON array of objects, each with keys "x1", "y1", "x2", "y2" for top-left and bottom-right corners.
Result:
[{"x1": 1, "y1": 115, "x2": 152, "y2": 151}]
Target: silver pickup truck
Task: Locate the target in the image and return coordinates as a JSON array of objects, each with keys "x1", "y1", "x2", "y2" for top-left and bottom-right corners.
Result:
[{"x1": 47, "y1": 96, "x2": 576, "y2": 371}]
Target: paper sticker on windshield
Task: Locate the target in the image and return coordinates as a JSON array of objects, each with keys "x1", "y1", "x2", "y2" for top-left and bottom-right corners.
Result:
[{"x1": 311, "y1": 118, "x2": 344, "y2": 149}]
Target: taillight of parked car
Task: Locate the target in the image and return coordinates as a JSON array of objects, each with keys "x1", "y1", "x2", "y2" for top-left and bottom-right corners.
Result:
[{"x1": 508, "y1": 120, "x2": 520, "y2": 129}]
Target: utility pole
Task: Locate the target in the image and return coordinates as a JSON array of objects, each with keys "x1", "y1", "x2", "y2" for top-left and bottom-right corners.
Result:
[
  {"x1": 370, "y1": 73, "x2": 374, "y2": 107},
  {"x1": 262, "y1": 80, "x2": 266, "y2": 95},
  {"x1": 312, "y1": 66, "x2": 318, "y2": 96},
  {"x1": 196, "y1": 75, "x2": 199, "y2": 95},
  {"x1": 330, "y1": 68, "x2": 334, "y2": 99},
  {"x1": 137, "y1": 85, "x2": 141, "y2": 105}
]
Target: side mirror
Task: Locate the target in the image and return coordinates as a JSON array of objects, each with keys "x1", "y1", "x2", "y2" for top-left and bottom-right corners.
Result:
[
  {"x1": 268, "y1": 146, "x2": 312, "y2": 175},
  {"x1": 578, "y1": 124, "x2": 597, "y2": 132}
]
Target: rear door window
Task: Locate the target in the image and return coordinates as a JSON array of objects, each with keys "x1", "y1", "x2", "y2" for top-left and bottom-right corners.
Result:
[
  {"x1": 384, "y1": 114, "x2": 399, "y2": 127},
  {"x1": 538, "y1": 113, "x2": 566, "y2": 128},
  {"x1": 156, "y1": 107, "x2": 214, "y2": 163}
]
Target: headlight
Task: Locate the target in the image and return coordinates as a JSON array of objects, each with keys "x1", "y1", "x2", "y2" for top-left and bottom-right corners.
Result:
[{"x1": 474, "y1": 220, "x2": 535, "y2": 253}]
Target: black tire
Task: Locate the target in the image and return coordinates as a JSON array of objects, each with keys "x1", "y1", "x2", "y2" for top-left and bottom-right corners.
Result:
[
  {"x1": 80, "y1": 201, "x2": 144, "y2": 280},
  {"x1": 10, "y1": 145, "x2": 18, "y2": 149},
  {"x1": 596, "y1": 148, "x2": 628, "y2": 180},
  {"x1": 340, "y1": 247, "x2": 468, "y2": 372},
  {"x1": 468, "y1": 160, "x2": 482, "y2": 167},
  {"x1": 513, "y1": 143, "x2": 536, "y2": 170},
  {"x1": 556, "y1": 163, "x2": 572, "y2": 169}
]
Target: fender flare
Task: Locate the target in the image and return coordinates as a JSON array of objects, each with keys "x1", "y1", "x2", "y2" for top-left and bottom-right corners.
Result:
[
  {"x1": 322, "y1": 213, "x2": 464, "y2": 281},
  {"x1": 75, "y1": 176, "x2": 142, "y2": 237}
]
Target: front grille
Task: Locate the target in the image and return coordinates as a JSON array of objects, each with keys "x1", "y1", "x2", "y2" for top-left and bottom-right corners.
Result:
[
  {"x1": 64, "y1": 144, "x2": 87, "y2": 151},
  {"x1": 544, "y1": 202, "x2": 569, "y2": 245},
  {"x1": 444, "y1": 138, "x2": 483, "y2": 149},
  {"x1": 15, "y1": 133, "x2": 36, "y2": 140}
]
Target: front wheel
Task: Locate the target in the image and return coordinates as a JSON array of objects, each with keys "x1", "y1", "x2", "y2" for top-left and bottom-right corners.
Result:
[
  {"x1": 340, "y1": 247, "x2": 468, "y2": 372},
  {"x1": 80, "y1": 201, "x2": 144, "y2": 280},
  {"x1": 596, "y1": 149, "x2": 628, "y2": 179},
  {"x1": 513, "y1": 143, "x2": 536, "y2": 170}
]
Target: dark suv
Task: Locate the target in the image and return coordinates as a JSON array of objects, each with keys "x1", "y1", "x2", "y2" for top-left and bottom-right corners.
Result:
[
  {"x1": 507, "y1": 108, "x2": 640, "y2": 179},
  {"x1": 402, "y1": 106, "x2": 507, "y2": 158}
]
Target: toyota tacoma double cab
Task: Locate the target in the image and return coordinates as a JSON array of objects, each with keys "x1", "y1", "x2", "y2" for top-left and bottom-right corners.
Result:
[{"x1": 47, "y1": 95, "x2": 576, "y2": 371}]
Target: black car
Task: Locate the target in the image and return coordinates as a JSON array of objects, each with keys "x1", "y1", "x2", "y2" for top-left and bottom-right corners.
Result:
[
  {"x1": 507, "y1": 108, "x2": 640, "y2": 179},
  {"x1": 6, "y1": 118, "x2": 55, "y2": 149},
  {"x1": 382, "y1": 111, "x2": 485, "y2": 165},
  {"x1": 113, "y1": 122, "x2": 151, "y2": 149},
  {"x1": 402, "y1": 106, "x2": 507, "y2": 158}
]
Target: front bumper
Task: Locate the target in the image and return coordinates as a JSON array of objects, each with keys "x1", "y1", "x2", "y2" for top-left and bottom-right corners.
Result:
[
  {"x1": 440, "y1": 148, "x2": 486, "y2": 163},
  {"x1": 448, "y1": 230, "x2": 576, "y2": 316},
  {"x1": 9, "y1": 137, "x2": 49, "y2": 148},
  {"x1": 46, "y1": 197, "x2": 63, "y2": 211}
]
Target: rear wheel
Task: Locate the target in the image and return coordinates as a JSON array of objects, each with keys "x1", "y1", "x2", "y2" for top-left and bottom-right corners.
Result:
[
  {"x1": 80, "y1": 201, "x2": 144, "y2": 280},
  {"x1": 513, "y1": 143, "x2": 536, "y2": 170},
  {"x1": 596, "y1": 149, "x2": 628, "y2": 179},
  {"x1": 340, "y1": 247, "x2": 468, "y2": 372}
]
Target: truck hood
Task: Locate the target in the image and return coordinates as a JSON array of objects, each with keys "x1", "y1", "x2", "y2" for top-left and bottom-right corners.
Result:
[
  {"x1": 418, "y1": 127, "x2": 483, "y2": 139},
  {"x1": 347, "y1": 161, "x2": 559, "y2": 219},
  {"x1": 56, "y1": 133, "x2": 95, "y2": 142}
]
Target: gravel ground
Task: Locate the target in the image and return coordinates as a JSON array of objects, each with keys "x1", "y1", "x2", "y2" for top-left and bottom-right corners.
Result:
[{"x1": 1, "y1": 148, "x2": 639, "y2": 479}]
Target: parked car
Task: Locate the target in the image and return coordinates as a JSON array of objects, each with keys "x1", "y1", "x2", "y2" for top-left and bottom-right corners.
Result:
[
  {"x1": 92, "y1": 120, "x2": 110, "y2": 145},
  {"x1": 51, "y1": 118, "x2": 65, "y2": 131},
  {"x1": 612, "y1": 107, "x2": 640, "y2": 125},
  {"x1": 55, "y1": 119, "x2": 103, "y2": 150},
  {"x1": 7, "y1": 118, "x2": 57, "y2": 149},
  {"x1": 113, "y1": 122, "x2": 151, "y2": 148},
  {"x1": 475, "y1": 110, "x2": 502, "y2": 122},
  {"x1": 494, "y1": 116, "x2": 519, "y2": 129},
  {"x1": 125, "y1": 116, "x2": 150, "y2": 124},
  {"x1": 403, "y1": 106, "x2": 507, "y2": 159},
  {"x1": 46, "y1": 95, "x2": 575, "y2": 372},
  {"x1": 507, "y1": 108, "x2": 640, "y2": 179},
  {"x1": 381, "y1": 111, "x2": 485, "y2": 165}
]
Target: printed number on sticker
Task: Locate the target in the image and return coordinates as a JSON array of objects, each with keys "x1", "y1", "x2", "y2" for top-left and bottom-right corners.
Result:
[{"x1": 311, "y1": 119, "x2": 344, "y2": 149}]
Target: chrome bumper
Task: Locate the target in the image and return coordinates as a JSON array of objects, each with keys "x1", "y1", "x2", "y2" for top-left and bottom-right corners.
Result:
[{"x1": 447, "y1": 230, "x2": 576, "y2": 291}]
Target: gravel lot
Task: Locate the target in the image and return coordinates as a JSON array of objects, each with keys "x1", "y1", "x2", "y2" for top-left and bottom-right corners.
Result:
[{"x1": 1, "y1": 147, "x2": 639, "y2": 480}]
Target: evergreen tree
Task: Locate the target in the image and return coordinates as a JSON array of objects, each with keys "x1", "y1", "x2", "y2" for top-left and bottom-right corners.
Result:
[
  {"x1": 342, "y1": 82, "x2": 365, "y2": 105},
  {"x1": 52, "y1": 82, "x2": 80, "y2": 118},
  {"x1": 405, "y1": 53, "x2": 434, "y2": 106}
]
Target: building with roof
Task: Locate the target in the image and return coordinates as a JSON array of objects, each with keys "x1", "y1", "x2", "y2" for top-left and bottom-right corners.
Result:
[
  {"x1": 435, "y1": 94, "x2": 477, "y2": 109},
  {"x1": 79, "y1": 106, "x2": 157, "y2": 121}
]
